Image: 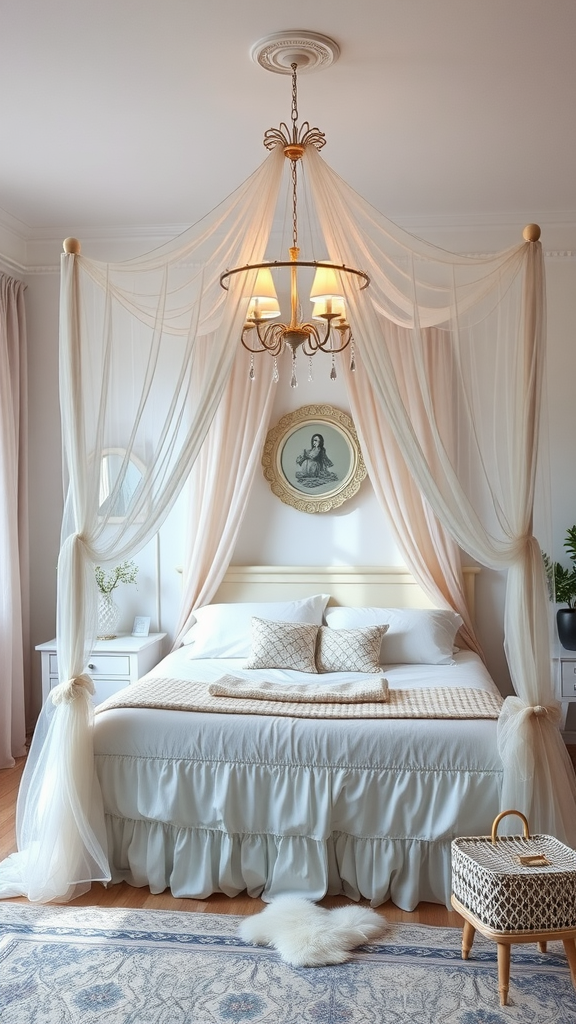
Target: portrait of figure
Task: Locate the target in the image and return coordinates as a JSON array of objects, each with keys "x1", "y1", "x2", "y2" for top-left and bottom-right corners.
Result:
[
  {"x1": 295, "y1": 433, "x2": 339, "y2": 489},
  {"x1": 262, "y1": 405, "x2": 367, "y2": 512}
]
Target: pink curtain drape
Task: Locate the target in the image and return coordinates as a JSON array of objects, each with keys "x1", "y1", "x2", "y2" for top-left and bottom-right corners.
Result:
[
  {"x1": 172, "y1": 346, "x2": 275, "y2": 647},
  {"x1": 345, "y1": 344, "x2": 482, "y2": 657},
  {"x1": 0, "y1": 273, "x2": 29, "y2": 767}
]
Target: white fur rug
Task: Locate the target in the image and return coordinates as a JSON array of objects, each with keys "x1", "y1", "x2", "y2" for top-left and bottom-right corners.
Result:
[{"x1": 239, "y1": 896, "x2": 388, "y2": 967}]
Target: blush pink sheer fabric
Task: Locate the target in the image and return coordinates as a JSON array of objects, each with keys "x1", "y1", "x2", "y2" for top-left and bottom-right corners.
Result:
[{"x1": 0, "y1": 273, "x2": 28, "y2": 767}]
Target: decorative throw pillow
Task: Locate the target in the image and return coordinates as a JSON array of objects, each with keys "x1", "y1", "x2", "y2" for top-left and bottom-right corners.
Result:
[
  {"x1": 316, "y1": 625, "x2": 389, "y2": 673},
  {"x1": 243, "y1": 618, "x2": 319, "y2": 672}
]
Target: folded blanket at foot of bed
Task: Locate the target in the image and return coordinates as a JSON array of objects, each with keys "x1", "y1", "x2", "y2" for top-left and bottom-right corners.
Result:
[{"x1": 95, "y1": 674, "x2": 503, "y2": 720}]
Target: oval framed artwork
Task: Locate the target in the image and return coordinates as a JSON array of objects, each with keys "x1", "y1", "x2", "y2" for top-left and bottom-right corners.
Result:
[{"x1": 262, "y1": 404, "x2": 367, "y2": 513}]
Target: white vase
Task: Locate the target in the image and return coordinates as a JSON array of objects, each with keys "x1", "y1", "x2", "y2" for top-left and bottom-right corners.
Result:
[{"x1": 97, "y1": 593, "x2": 120, "y2": 639}]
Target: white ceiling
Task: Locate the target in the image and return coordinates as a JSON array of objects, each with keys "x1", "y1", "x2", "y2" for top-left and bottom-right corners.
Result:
[{"x1": 2, "y1": 0, "x2": 575, "y2": 237}]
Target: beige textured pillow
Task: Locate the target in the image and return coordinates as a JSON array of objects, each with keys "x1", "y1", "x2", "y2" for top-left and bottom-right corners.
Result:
[
  {"x1": 244, "y1": 618, "x2": 319, "y2": 672},
  {"x1": 316, "y1": 625, "x2": 389, "y2": 673}
]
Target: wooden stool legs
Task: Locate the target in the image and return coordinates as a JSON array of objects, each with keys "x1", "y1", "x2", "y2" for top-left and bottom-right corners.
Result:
[
  {"x1": 460, "y1": 922, "x2": 511, "y2": 1005},
  {"x1": 563, "y1": 938, "x2": 576, "y2": 987},
  {"x1": 452, "y1": 895, "x2": 576, "y2": 1007},
  {"x1": 461, "y1": 920, "x2": 475, "y2": 959},
  {"x1": 496, "y1": 943, "x2": 511, "y2": 1005}
]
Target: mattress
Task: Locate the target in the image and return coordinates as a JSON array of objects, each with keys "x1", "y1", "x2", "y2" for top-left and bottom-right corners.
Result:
[{"x1": 93, "y1": 649, "x2": 503, "y2": 910}]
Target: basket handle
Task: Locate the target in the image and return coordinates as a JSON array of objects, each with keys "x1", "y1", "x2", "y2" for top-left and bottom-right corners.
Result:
[{"x1": 491, "y1": 809, "x2": 530, "y2": 844}]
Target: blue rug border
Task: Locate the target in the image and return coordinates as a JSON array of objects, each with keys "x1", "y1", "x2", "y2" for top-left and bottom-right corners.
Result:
[{"x1": 0, "y1": 917, "x2": 571, "y2": 970}]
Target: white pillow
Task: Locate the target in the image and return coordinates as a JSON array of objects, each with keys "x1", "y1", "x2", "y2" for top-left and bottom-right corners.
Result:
[
  {"x1": 183, "y1": 595, "x2": 330, "y2": 659},
  {"x1": 244, "y1": 618, "x2": 319, "y2": 672},
  {"x1": 323, "y1": 607, "x2": 463, "y2": 665}
]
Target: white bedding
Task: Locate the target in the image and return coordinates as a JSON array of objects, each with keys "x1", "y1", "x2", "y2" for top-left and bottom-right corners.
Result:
[{"x1": 93, "y1": 649, "x2": 503, "y2": 910}]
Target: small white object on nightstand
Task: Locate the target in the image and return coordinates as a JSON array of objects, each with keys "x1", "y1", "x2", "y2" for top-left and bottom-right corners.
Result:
[{"x1": 36, "y1": 633, "x2": 167, "y2": 706}]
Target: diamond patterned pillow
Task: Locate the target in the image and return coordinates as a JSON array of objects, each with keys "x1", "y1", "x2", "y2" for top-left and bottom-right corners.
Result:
[
  {"x1": 244, "y1": 618, "x2": 319, "y2": 672},
  {"x1": 316, "y1": 625, "x2": 389, "y2": 673}
]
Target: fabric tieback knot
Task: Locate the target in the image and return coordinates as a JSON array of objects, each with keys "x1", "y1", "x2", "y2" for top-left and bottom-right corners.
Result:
[
  {"x1": 51, "y1": 673, "x2": 95, "y2": 705},
  {"x1": 529, "y1": 702, "x2": 562, "y2": 726}
]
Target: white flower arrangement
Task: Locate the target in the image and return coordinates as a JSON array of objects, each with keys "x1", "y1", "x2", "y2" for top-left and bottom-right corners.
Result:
[{"x1": 94, "y1": 560, "x2": 139, "y2": 595}]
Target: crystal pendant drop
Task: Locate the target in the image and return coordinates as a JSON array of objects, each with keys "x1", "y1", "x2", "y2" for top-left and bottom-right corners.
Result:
[
  {"x1": 290, "y1": 351, "x2": 298, "y2": 388},
  {"x1": 272, "y1": 357, "x2": 279, "y2": 383},
  {"x1": 330, "y1": 353, "x2": 337, "y2": 381},
  {"x1": 308, "y1": 356, "x2": 313, "y2": 382},
  {"x1": 249, "y1": 354, "x2": 255, "y2": 381},
  {"x1": 350, "y1": 343, "x2": 356, "y2": 372}
]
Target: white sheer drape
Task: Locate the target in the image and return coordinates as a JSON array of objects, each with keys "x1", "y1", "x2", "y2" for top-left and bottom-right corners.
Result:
[
  {"x1": 172, "y1": 345, "x2": 275, "y2": 646},
  {"x1": 1, "y1": 138, "x2": 573, "y2": 903},
  {"x1": 0, "y1": 274, "x2": 28, "y2": 767},
  {"x1": 0, "y1": 147, "x2": 285, "y2": 901},
  {"x1": 305, "y1": 145, "x2": 576, "y2": 844}
]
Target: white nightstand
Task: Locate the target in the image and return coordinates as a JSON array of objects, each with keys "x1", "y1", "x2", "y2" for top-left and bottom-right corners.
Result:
[
  {"x1": 36, "y1": 633, "x2": 167, "y2": 706},
  {"x1": 552, "y1": 648, "x2": 576, "y2": 730}
]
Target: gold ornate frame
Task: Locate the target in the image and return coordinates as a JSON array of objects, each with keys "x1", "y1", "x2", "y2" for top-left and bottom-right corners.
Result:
[{"x1": 262, "y1": 404, "x2": 366, "y2": 513}]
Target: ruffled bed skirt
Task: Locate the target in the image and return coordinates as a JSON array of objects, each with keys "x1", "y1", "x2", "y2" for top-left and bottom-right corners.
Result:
[
  {"x1": 97, "y1": 749, "x2": 503, "y2": 911},
  {"x1": 105, "y1": 817, "x2": 462, "y2": 910}
]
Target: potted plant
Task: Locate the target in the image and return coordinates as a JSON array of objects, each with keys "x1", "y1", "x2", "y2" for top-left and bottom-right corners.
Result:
[
  {"x1": 95, "y1": 560, "x2": 139, "y2": 639},
  {"x1": 543, "y1": 525, "x2": 576, "y2": 650}
]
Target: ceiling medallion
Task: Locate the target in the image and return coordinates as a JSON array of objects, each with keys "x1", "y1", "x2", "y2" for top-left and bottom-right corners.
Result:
[{"x1": 250, "y1": 31, "x2": 340, "y2": 75}]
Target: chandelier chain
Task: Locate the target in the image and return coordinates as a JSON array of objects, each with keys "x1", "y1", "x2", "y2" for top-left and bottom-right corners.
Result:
[
  {"x1": 291, "y1": 160, "x2": 298, "y2": 250},
  {"x1": 290, "y1": 65, "x2": 299, "y2": 251},
  {"x1": 291, "y1": 64, "x2": 299, "y2": 137}
]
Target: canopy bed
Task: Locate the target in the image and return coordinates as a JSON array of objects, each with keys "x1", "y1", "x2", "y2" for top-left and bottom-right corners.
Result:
[{"x1": 1, "y1": 42, "x2": 576, "y2": 906}]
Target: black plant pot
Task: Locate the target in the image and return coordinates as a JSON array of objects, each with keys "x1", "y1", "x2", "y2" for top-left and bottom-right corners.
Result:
[{"x1": 557, "y1": 608, "x2": 576, "y2": 651}]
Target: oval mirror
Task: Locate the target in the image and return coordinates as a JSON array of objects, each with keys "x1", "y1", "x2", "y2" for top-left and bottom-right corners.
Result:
[{"x1": 99, "y1": 448, "x2": 146, "y2": 522}]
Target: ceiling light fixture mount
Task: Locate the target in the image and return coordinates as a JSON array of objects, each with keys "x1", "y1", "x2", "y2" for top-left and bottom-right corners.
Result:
[
  {"x1": 221, "y1": 36, "x2": 369, "y2": 387},
  {"x1": 250, "y1": 31, "x2": 340, "y2": 75}
]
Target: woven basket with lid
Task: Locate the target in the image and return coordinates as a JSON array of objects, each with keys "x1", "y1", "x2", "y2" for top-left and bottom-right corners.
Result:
[{"x1": 451, "y1": 810, "x2": 576, "y2": 933}]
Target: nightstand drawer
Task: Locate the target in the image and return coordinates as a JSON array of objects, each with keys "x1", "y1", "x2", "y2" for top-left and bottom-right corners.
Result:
[
  {"x1": 49, "y1": 653, "x2": 131, "y2": 677},
  {"x1": 86, "y1": 654, "x2": 131, "y2": 676},
  {"x1": 561, "y1": 661, "x2": 576, "y2": 698},
  {"x1": 37, "y1": 633, "x2": 166, "y2": 705}
]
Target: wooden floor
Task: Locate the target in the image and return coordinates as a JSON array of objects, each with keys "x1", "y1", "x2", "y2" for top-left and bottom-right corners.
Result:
[{"x1": 0, "y1": 755, "x2": 465, "y2": 927}]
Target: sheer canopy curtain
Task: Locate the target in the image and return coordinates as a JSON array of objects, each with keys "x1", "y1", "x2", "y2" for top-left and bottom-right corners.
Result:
[
  {"x1": 173, "y1": 345, "x2": 275, "y2": 648},
  {"x1": 0, "y1": 273, "x2": 28, "y2": 768},
  {"x1": 0, "y1": 147, "x2": 285, "y2": 902},
  {"x1": 306, "y1": 144, "x2": 576, "y2": 844}
]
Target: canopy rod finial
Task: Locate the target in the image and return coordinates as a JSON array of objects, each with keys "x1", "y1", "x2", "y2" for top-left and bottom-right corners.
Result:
[
  {"x1": 63, "y1": 237, "x2": 81, "y2": 254},
  {"x1": 522, "y1": 223, "x2": 541, "y2": 242}
]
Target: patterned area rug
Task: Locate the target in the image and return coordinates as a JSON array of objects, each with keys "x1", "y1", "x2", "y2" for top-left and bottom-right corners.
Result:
[{"x1": 1, "y1": 903, "x2": 575, "y2": 1023}]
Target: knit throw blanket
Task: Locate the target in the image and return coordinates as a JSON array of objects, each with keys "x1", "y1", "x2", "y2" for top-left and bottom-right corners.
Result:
[{"x1": 95, "y1": 674, "x2": 503, "y2": 720}]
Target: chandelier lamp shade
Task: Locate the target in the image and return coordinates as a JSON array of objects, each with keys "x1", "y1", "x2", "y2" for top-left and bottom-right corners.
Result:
[{"x1": 219, "y1": 60, "x2": 370, "y2": 386}]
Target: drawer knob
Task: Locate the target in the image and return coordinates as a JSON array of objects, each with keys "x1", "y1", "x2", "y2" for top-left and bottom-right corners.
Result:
[{"x1": 88, "y1": 663, "x2": 95, "y2": 670}]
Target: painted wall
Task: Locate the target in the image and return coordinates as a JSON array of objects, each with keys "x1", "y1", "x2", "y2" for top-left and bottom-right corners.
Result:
[{"x1": 16, "y1": 221, "x2": 576, "y2": 728}]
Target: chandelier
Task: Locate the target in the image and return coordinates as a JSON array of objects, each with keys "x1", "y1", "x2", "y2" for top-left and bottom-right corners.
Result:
[{"x1": 220, "y1": 53, "x2": 370, "y2": 387}]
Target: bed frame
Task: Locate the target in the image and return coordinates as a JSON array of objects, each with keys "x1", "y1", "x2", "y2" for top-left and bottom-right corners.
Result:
[{"x1": 213, "y1": 564, "x2": 479, "y2": 619}]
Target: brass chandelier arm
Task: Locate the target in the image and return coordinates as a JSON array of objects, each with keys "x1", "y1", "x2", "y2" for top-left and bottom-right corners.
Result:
[
  {"x1": 220, "y1": 261, "x2": 370, "y2": 292},
  {"x1": 241, "y1": 318, "x2": 353, "y2": 357}
]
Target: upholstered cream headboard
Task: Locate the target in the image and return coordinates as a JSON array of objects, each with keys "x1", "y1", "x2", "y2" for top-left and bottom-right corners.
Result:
[{"x1": 212, "y1": 565, "x2": 479, "y2": 621}]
